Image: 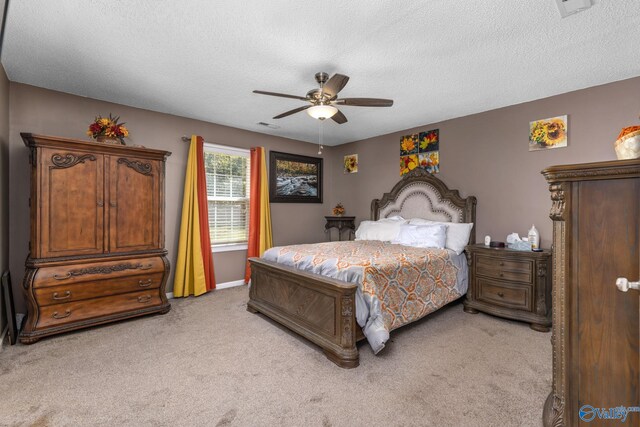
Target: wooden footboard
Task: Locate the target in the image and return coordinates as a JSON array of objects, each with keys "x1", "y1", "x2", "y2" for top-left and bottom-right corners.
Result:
[{"x1": 247, "y1": 257, "x2": 359, "y2": 368}]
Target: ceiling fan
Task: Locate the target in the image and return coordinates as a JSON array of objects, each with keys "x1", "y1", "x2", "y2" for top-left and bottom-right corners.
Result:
[{"x1": 253, "y1": 72, "x2": 393, "y2": 124}]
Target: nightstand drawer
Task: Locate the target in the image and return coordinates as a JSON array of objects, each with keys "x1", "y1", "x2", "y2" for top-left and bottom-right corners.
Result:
[
  {"x1": 476, "y1": 255, "x2": 532, "y2": 283},
  {"x1": 477, "y1": 278, "x2": 532, "y2": 311}
]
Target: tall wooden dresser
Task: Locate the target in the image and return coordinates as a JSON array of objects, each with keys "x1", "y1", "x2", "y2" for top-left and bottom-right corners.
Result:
[
  {"x1": 20, "y1": 133, "x2": 172, "y2": 343},
  {"x1": 542, "y1": 159, "x2": 640, "y2": 426}
]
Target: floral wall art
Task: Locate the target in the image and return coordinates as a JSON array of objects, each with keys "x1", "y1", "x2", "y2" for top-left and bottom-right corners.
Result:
[
  {"x1": 344, "y1": 154, "x2": 358, "y2": 173},
  {"x1": 400, "y1": 129, "x2": 439, "y2": 175},
  {"x1": 529, "y1": 115, "x2": 567, "y2": 151}
]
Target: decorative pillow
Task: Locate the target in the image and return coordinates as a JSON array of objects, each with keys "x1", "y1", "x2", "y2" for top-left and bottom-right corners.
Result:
[
  {"x1": 355, "y1": 217, "x2": 406, "y2": 241},
  {"x1": 408, "y1": 218, "x2": 473, "y2": 255},
  {"x1": 392, "y1": 224, "x2": 448, "y2": 249}
]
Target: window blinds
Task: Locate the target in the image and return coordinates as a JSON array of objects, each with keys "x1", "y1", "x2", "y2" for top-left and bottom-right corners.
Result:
[{"x1": 204, "y1": 146, "x2": 250, "y2": 245}]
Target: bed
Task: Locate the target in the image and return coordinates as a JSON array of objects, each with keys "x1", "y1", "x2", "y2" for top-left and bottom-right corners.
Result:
[{"x1": 247, "y1": 168, "x2": 477, "y2": 368}]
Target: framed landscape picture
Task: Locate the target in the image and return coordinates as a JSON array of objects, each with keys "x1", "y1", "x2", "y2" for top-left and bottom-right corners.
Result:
[{"x1": 269, "y1": 151, "x2": 323, "y2": 203}]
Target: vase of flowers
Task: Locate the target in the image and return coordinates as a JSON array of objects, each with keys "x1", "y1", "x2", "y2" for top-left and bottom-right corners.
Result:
[
  {"x1": 332, "y1": 203, "x2": 345, "y2": 216},
  {"x1": 87, "y1": 114, "x2": 129, "y2": 145}
]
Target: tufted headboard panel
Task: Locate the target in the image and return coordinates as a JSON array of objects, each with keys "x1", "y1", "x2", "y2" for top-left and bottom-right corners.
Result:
[{"x1": 371, "y1": 169, "x2": 477, "y2": 244}]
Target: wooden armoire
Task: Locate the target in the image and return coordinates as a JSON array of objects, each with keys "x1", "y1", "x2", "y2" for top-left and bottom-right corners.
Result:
[
  {"x1": 542, "y1": 159, "x2": 640, "y2": 426},
  {"x1": 20, "y1": 133, "x2": 172, "y2": 343}
]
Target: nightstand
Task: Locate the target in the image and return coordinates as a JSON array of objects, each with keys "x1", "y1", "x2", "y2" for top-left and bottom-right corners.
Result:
[
  {"x1": 463, "y1": 244, "x2": 552, "y2": 332},
  {"x1": 324, "y1": 216, "x2": 355, "y2": 241}
]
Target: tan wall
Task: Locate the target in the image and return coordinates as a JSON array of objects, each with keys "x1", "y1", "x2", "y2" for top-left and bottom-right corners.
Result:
[
  {"x1": 0, "y1": 64, "x2": 9, "y2": 335},
  {"x1": 8, "y1": 83, "x2": 333, "y2": 310},
  {"x1": 329, "y1": 76, "x2": 640, "y2": 249}
]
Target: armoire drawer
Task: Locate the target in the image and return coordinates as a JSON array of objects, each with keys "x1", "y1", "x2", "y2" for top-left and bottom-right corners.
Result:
[
  {"x1": 476, "y1": 278, "x2": 532, "y2": 311},
  {"x1": 475, "y1": 255, "x2": 532, "y2": 283},
  {"x1": 33, "y1": 256, "x2": 165, "y2": 288},
  {"x1": 36, "y1": 290, "x2": 163, "y2": 329},
  {"x1": 34, "y1": 273, "x2": 164, "y2": 307}
]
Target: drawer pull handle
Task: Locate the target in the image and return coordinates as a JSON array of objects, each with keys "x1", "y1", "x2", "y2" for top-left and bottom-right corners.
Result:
[
  {"x1": 52, "y1": 291, "x2": 71, "y2": 300},
  {"x1": 497, "y1": 292, "x2": 505, "y2": 298},
  {"x1": 110, "y1": 201, "x2": 117, "y2": 207},
  {"x1": 137, "y1": 295, "x2": 152, "y2": 304},
  {"x1": 97, "y1": 200, "x2": 104, "y2": 207},
  {"x1": 53, "y1": 309, "x2": 71, "y2": 319},
  {"x1": 138, "y1": 279, "x2": 152, "y2": 288},
  {"x1": 53, "y1": 272, "x2": 72, "y2": 280},
  {"x1": 139, "y1": 264, "x2": 153, "y2": 270},
  {"x1": 499, "y1": 262, "x2": 504, "y2": 266},
  {"x1": 499, "y1": 273, "x2": 504, "y2": 277}
]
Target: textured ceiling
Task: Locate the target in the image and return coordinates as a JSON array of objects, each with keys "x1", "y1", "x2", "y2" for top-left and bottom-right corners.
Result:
[{"x1": 2, "y1": 0, "x2": 640, "y2": 146}]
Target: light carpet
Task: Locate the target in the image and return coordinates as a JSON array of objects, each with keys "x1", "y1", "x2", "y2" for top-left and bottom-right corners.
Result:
[{"x1": 0, "y1": 286, "x2": 550, "y2": 426}]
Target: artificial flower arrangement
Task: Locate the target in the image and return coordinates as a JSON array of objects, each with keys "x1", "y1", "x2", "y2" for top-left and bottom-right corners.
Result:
[
  {"x1": 87, "y1": 114, "x2": 129, "y2": 144},
  {"x1": 332, "y1": 202, "x2": 345, "y2": 216}
]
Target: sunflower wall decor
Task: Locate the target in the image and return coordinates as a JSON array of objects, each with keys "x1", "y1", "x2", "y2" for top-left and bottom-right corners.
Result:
[
  {"x1": 344, "y1": 154, "x2": 358, "y2": 173},
  {"x1": 400, "y1": 129, "x2": 439, "y2": 175},
  {"x1": 529, "y1": 115, "x2": 567, "y2": 151}
]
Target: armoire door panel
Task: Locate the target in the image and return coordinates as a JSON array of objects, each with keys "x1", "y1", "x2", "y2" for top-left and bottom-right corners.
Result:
[
  {"x1": 40, "y1": 149, "x2": 104, "y2": 258},
  {"x1": 576, "y1": 178, "x2": 640, "y2": 423},
  {"x1": 108, "y1": 156, "x2": 160, "y2": 252}
]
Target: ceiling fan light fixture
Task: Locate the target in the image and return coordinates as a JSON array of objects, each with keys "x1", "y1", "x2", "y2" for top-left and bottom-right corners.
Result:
[{"x1": 307, "y1": 104, "x2": 338, "y2": 120}]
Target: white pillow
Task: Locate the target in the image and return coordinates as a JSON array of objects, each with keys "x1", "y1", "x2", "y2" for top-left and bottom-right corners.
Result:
[
  {"x1": 408, "y1": 218, "x2": 473, "y2": 255},
  {"x1": 392, "y1": 224, "x2": 448, "y2": 249},
  {"x1": 355, "y1": 217, "x2": 406, "y2": 241}
]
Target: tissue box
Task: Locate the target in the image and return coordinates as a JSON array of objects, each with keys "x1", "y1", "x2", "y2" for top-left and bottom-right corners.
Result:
[{"x1": 508, "y1": 240, "x2": 532, "y2": 251}]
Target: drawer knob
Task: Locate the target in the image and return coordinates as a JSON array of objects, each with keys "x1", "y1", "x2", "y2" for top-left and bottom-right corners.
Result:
[
  {"x1": 52, "y1": 291, "x2": 71, "y2": 300},
  {"x1": 53, "y1": 309, "x2": 71, "y2": 319},
  {"x1": 138, "y1": 279, "x2": 153, "y2": 288},
  {"x1": 497, "y1": 292, "x2": 505, "y2": 298},
  {"x1": 499, "y1": 262, "x2": 504, "y2": 266},
  {"x1": 500, "y1": 273, "x2": 504, "y2": 277},
  {"x1": 137, "y1": 295, "x2": 152, "y2": 304}
]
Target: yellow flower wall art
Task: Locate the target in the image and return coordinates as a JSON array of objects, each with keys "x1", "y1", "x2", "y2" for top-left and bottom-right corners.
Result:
[
  {"x1": 400, "y1": 154, "x2": 419, "y2": 175},
  {"x1": 400, "y1": 134, "x2": 418, "y2": 155},
  {"x1": 400, "y1": 128, "x2": 440, "y2": 175},
  {"x1": 529, "y1": 115, "x2": 568, "y2": 151},
  {"x1": 344, "y1": 154, "x2": 358, "y2": 174}
]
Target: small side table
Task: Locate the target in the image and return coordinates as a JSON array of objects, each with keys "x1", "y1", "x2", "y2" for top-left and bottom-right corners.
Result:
[{"x1": 324, "y1": 216, "x2": 355, "y2": 241}]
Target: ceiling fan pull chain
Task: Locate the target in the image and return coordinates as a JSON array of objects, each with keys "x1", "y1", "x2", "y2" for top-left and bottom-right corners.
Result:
[{"x1": 318, "y1": 120, "x2": 324, "y2": 155}]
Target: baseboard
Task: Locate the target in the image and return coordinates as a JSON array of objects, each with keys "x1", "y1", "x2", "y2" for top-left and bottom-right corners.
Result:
[
  {"x1": 166, "y1": 280, "x2": 245, "y2": 299},
  {"x1": 216, "y1": 280, "x2": 246, "y2": 290}
]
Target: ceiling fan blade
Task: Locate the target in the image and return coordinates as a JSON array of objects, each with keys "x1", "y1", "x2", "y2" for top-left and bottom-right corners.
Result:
[
  {"x1": 331, "y1": 110, "x2": 348, "y2": 124},
  {"x1": 334, "y1": 98, "x2": 394, "y2": 107},
  {"x1": 322, "y1": 74, "x2": 350, "y2": 98},
  {"x1": 253, "y1": 90, "x2": 308, "y2": 101},
  {"x1": 273, "y1": 105, "x2": 311, "y2": 119}
]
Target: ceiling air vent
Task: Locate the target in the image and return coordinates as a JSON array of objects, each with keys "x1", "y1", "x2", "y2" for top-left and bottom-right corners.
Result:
[
  {"x1": 555, "y1": 0, "x2": 592, "y2": 18},
  {"x1": 257, "y1": 122, "x2": 280, "y2": 129}
]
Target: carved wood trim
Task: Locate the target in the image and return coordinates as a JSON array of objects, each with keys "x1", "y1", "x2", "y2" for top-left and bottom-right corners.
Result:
[
  {"x1": 117, "y1": 158, "x2": 153, "y2": 175},
  {"x1": 60, "y1": 262, "x2": 153, "y2": 279},
  {"x1": 51, "y1": 153, "x2": 97, "y2": 169},
  {"x1": 548, "y1": 183, "x2": 566, "y2": 221},
  {"x1": 542, "y1": 161, "x2": 640, "y2": 182},
  {"x1": 549, "y1": 219, "x2": 567, "y2": 426},
  {"x1": 25, "y1": 249, "x2": 168, "y2": 267}
]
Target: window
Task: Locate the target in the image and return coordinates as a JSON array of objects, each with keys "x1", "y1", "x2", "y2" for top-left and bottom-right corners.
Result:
[{"x1": 203, "y1": 144, "x2": 250, "y2": 250}]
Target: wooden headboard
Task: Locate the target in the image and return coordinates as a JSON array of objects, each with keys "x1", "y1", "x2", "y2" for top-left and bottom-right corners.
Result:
[{"x1": 370, "y1": 168, "x2": 477, "y2": 244}]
